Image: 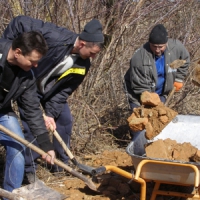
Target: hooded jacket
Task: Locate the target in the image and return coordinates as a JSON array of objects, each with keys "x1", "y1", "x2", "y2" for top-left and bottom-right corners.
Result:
[
  {"x1": 0, "y1": 39, "x2": 53, "y2": 152},
  {"x1": 2, "y1": 15, "x2": 91, "y2": 118},
  {"x1": 124, "y1": 39, "x2": 190, "y2": 105}
]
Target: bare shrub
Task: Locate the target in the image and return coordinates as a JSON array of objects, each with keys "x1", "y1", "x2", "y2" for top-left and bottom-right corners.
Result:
[{"x1": 0, "y1": 0, "x2": 200, "y2": 153}]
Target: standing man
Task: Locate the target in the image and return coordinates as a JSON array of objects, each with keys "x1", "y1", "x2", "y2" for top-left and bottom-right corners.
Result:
[
  {"x1": 0, "y1": 31, "x2": 55, "y2": 198},
  {"x1": 2, "y1": 15, "x2": 104, "y2": 182},
  {"x1": 124, "y1": 24, "x2": 190, "y2": 143}
]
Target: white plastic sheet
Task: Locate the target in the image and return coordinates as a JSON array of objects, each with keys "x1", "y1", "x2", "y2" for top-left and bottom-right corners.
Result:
[{"x1": 12, "y1": 180, "x2": 66, "y2": 200}]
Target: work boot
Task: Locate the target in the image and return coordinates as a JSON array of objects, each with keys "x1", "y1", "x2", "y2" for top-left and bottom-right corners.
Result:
[{"x1": 23, "y1": 172, "x2": 39, "y2": 184}]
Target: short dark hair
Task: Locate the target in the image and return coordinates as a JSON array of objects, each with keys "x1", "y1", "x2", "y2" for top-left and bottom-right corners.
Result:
[{"x1": 12, "y1": 31, "x2": 48, "y2": 56}]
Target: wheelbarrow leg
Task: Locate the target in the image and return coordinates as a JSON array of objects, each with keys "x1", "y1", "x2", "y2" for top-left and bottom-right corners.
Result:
[
  {"x1": 150, "y1": 181, "x2": 160, "y2": 200},
  {"x1": 139, "y1": 178, "x2": 146, "y2": 200}
]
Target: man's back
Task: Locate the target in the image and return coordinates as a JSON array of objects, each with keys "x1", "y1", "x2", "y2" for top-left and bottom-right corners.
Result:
[{"x1": 2, "y1": 15, "x2": 77, "y2": 78}]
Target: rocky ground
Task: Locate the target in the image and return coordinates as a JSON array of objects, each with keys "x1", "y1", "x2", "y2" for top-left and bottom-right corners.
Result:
[
  {"x1": 1, "y1": 91, "x2": 200, "y2": 199},
  {"x1": 34, "y1": 148, "x2": 197, "y2": 200},
  {"x1": 0, "y1": 137, "x2": 199, "y2": 200}
]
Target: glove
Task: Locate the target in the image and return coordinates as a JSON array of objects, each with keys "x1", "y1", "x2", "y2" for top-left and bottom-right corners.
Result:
[{"x1": 174, "y1": 82, "x2": 183, "y2": 91}]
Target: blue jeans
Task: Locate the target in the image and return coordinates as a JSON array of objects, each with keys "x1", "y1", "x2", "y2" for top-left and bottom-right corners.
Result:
[
  {"x1": 19, "y1": 103, "x2": 72, "y2": 173},
  {"x1": 0, "y1": 114, "x2": 25, "y2": 196}
]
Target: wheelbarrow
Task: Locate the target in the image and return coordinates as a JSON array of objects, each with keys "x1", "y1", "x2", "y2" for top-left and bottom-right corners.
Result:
[{"x1": 92, "y1": 115, "x2": 200, "y2": 199}]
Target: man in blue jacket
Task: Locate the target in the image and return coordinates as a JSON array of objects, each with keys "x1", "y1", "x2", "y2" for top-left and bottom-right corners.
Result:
[
  {"x1": 0, "y1": 31, "x2": 55, "y2": 198},
  {"x1": 2, "y1": 15, "x2": 104, "y2": 182}
]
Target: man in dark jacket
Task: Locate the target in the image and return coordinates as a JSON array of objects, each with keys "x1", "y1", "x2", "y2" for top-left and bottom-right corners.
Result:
[
  {"x1": 2, "y1": 15, "x2": 104, "y2": 182},
  {"x1": 124, "y1": 24, "x2": 190, "y2": 155},
  {"x1": 0, "y1": 31, "x2": 55, "y2": 198}
]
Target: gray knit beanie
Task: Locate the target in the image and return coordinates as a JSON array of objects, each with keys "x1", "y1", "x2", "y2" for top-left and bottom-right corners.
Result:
[{"x1": 79, "y1": 19, "x2": 104, "y2": 43}]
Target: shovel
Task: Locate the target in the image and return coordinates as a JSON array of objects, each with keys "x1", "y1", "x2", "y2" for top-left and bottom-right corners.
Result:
[
  {"x1": 0, "y1": 125, "x2": 97, "y2": 192},
  {"x1": 43, "y1": 114, "x2": 94, "y2": 175},
  {"x1": 50, "y1": 129, "x2": 94, "y2": 175}
]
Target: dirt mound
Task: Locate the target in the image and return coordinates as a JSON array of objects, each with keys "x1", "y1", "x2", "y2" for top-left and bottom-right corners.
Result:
[
  {"x1": 127, "y1": 91, "x2": 178, "y2": 140},
  {"x1": 48, "y1": 149, "x2": 195, "y2": 200},
  {"x1": 145, "y1": 138, "x2": 200, "y2": 162}
]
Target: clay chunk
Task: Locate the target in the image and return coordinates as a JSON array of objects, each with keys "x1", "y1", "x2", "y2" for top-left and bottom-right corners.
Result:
[
  {"x1": 140, "y1": 91, "x2": 161, "y2": 106},
  {"x1": 191, "y1": 150, "x2": 200, "y2": 162},
  {"x1": 192, "y1": 60, "x2": 200, "y2": 87},
  {"x1": 145, "y1": 122, "x2": 154, "y2": 140},
  {"x1": 159, "y1": 115, "x2": 169, "y2": 124},
  {"x1": 127, "y1": 113, "x2": 137, "y2": 123},
  {"x1": 127, "y1": 90, "x2": 178, "y2": 140},
  {"x1": 145, "y1": 140, "x2": 168, "y2": 159},
  {"x1": 128, "y1": 117, "x2": 148, "y2": 132},
  {"x1": 170, "y1": 59, "x2": 186, "y2": 69}
]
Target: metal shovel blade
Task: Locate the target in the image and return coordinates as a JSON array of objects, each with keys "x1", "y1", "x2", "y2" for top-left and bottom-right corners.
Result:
[{"x1": 12, "y1": 180, "x2": 66, "y2": 200}]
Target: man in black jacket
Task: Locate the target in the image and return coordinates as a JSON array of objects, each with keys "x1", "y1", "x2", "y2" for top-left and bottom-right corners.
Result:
[
  {"x1": 0, "y1": 31, "x2": 55, "y2": 198},
  {"x1": 2, "y1": 16, "x2": 104, "y2": 181}
]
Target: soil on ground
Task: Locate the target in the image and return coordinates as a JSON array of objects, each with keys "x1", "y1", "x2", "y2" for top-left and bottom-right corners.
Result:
[
  {"x1": 0, "y1": 91, "x2": 199, "y2": 200},
  {"x1": 0, "y1": 147, "x2": 198, "y2": 200},
  {"x1": 38, "y1": 150, "x2": 140, "y2": 200},
  {"x1": 37, "y1": 149, "x2": 196, "y2": 200}
]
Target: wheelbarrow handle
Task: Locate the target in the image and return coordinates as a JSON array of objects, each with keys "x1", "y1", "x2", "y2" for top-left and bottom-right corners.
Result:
[{"x1": 92, "y1": 165, "x2": 147, "y2": 200}]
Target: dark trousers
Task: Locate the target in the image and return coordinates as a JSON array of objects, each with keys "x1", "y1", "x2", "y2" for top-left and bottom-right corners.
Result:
[{"x1": 19, "y1": 103, "x2": 73, "y2": 173}]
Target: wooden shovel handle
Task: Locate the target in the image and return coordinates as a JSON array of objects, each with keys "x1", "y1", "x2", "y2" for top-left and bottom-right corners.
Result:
[
  {"x1": 43, "y1": 114, "x2": 74, "y2": 159},
  {"x1": 165, "y1": 87, "x2": 176, "y2": 107},
  {"x1": 52, "y1": 129, "x2": 74, "y2": 159},
  {"x1": 0, "y1": 125, "x2": 97, "y2": 191}
]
